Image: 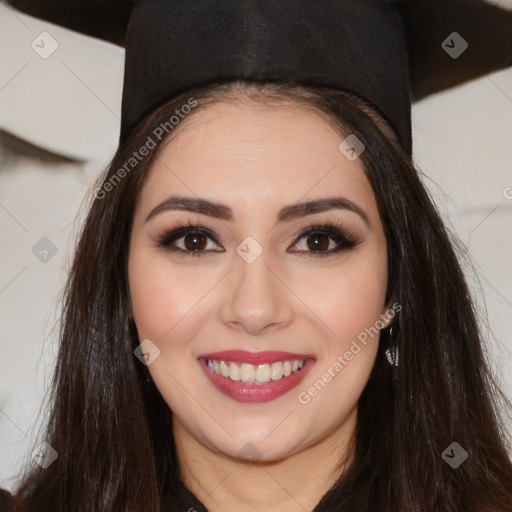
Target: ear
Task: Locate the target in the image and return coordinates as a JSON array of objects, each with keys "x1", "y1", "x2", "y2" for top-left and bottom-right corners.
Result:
[{"x1": 379, "y1": 300, "x2": 402, "y2": 330}]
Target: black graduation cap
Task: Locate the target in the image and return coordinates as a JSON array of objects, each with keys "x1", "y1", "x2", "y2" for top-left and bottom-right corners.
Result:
[{"x1": 8, "y1": 0, "x2": 512, "y2": 153}]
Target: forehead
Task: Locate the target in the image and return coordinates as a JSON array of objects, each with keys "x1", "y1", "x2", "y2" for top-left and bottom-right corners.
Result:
[{"x1": 139, "y1": 100, "x2": 376, "y2": 221}]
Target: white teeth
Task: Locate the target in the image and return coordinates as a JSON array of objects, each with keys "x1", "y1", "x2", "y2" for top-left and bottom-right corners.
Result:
[
  {"x1": 206, "y1": 358, "x2": 306, "y2": 384},
  {"x1": 240, "y1": 363, "x2": 256, "y2": 382},
  {"x1": 229, "y1": 363, "x2": 240, "y2": 381},
  {"x1": 270, "y1": 362, "x2": 284, "y2": 380},
  {"x1": 255, "y1": 363, "x2": 271, "y2": 383},
  {"x1": 219, "y1": 360, "x2": 229, "y2": 377}
]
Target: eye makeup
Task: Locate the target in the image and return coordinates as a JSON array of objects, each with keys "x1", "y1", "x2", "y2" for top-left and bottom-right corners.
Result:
[{"x1": 154, "y1": 217, "x2": 362, "y2": 258}]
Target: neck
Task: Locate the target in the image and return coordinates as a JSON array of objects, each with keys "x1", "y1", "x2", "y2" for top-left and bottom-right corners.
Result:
[{"x1": 172, "y1": 407, "x2": 357, "y2": 512}]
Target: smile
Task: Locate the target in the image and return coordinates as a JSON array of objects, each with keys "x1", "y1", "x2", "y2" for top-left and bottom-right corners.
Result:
[
  {"x1": 207, "y1": 358, "x2": 306, "y2": 384},
  {"x1": 197, "y1": 350, "x2": 316, "y2": 403}
]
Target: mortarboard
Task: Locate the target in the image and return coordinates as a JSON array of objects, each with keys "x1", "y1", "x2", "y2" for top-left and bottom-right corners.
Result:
[{"x1": 8, "y1": 0, "x2": 512, "y2": 153}]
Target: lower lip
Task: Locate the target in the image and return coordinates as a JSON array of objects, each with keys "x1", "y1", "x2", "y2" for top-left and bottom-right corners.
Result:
[{"x1": 198, "y1": 358, "x2": 315, "y2": 403}]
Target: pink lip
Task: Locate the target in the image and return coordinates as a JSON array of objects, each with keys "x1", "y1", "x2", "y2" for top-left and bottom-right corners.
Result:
[
  {"x1": 196, "y1": 350, "x2": 316, "y2": 365},
  {"x1": 197, "y1": 353, "x2": 316, "y2": 404}
]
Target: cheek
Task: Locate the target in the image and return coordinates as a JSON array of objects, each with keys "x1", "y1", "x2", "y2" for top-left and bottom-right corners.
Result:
[
  {"x1": 128, "y1": 250, "x2": 213, "y2": 405},
  {"x1": 294, "y1": 255, "x2": 387, "y2": 345},
  {"x1": 323, "y1": 271, "x2": 386, "y2": 343},
  {"x1": 128, "y1": 247, "x2": 217, "y2": 341},
  {"x1": 292, "y1": 254, "x2": 387, "y2": 400}
]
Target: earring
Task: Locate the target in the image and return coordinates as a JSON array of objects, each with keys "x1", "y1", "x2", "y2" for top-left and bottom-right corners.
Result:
[{"x1": 385, "y1": 327, "x2": 399, "y2": 367}]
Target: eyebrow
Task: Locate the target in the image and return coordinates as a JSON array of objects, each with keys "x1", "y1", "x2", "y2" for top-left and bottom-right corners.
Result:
[{"x1": 145, "y1": 195, "x2": 369, "y2": 226}]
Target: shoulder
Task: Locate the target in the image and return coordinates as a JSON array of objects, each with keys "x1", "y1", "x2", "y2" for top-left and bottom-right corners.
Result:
[{"x1": 0, "y1": 488, "x2": 18, "y2": 512}]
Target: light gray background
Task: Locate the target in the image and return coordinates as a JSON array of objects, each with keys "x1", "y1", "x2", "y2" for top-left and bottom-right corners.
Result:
[{"x1": 1, "y1": 1, "x2": 511, "y2": 491}]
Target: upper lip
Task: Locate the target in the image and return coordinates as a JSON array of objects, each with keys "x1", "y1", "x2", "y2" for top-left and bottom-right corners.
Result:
[{"x1": 197, "y1": 350, "x2": 316, "y2": 365}]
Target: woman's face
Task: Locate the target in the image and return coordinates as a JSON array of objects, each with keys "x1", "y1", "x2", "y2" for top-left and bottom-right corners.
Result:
[{"x1": 128, "y1": 99, "x2": 389, "y2": 462}]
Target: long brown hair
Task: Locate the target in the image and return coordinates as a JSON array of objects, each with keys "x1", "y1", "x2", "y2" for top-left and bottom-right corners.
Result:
[{"x1": 11, "y1": 80, "x2": 512, "y2": 512}]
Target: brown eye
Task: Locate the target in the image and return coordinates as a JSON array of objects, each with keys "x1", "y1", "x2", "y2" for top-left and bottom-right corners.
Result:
[
  {"x1": 183, "y1": 232, "x2": 208, "y2": 251},
  {"x1": 306, "y1": 233, "x2": 331, "y2": 252},
  {"x1": 158, "y1": 225, "x2": 223, "y2": 255},
  {"x1": 289, "y1": 223, "x2": 358, "y2": 257}
]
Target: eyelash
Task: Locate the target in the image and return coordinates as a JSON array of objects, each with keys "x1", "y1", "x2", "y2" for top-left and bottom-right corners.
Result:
[{"x1": 156, "y1": 219, "x2": 360, "y2": 258}]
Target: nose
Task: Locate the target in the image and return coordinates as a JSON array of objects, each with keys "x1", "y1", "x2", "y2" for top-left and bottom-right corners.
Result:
[{"x1": 218, "y1": 250, "x2": 295, "y2": 336}]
